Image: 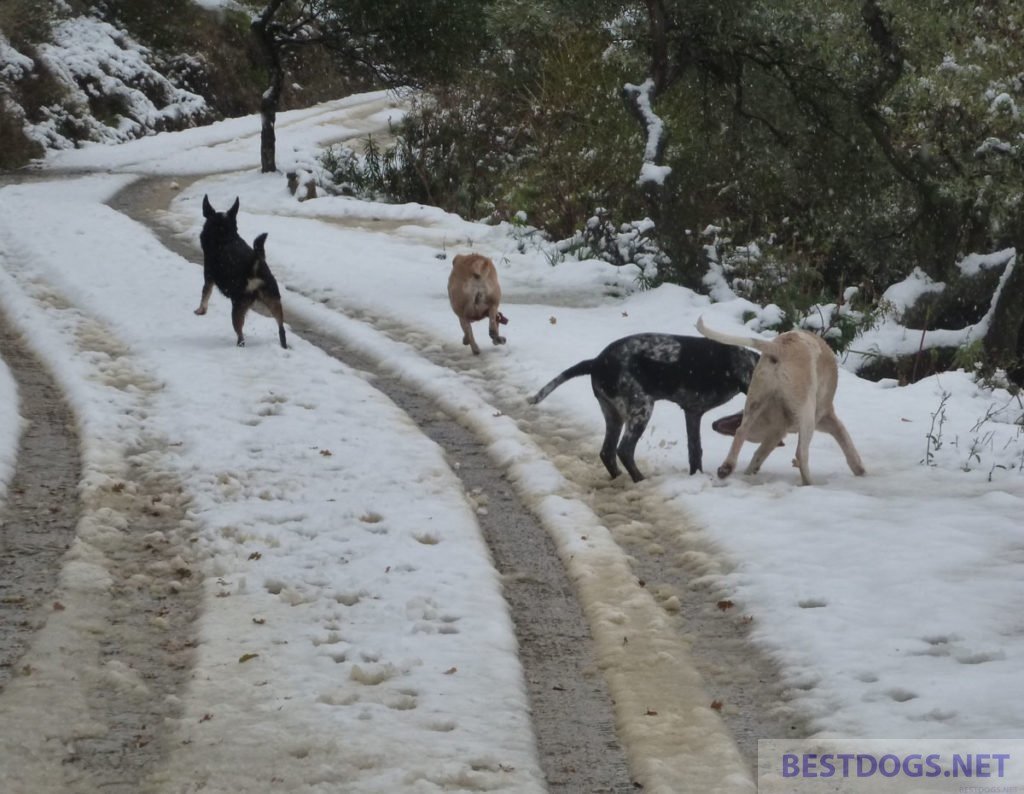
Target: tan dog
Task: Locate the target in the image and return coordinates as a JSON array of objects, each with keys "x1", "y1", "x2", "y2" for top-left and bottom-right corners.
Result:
[
  {"x1": 696, "y1": 317, "x2": 865, "y2": 485},
  {"x1": 447, "y1": 253, "x2": 507, "y2": 354}
]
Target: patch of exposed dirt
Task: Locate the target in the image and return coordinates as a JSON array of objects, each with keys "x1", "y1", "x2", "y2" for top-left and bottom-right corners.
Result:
[
  {"x1": 0, "y1": 315, "x2": 80, "y2": 691},
  {"x1": 0, "y1": 254, "x2": 202, "y2": 793},
  {"x1": 110, "y1": 168, "x2": 815, "y2": 788},
  {"x1": 111, "y1": 174, "x2": 641, "y2": 793}
]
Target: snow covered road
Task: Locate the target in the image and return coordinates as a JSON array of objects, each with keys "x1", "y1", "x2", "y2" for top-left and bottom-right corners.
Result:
[{"x1": 5, "y1": 89, "x2": 1024, "y2": 794}]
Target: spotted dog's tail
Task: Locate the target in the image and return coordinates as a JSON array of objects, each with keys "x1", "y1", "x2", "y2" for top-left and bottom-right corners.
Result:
[{"x1": 528, "y1": 359, "x2": 594, "y2": 404}]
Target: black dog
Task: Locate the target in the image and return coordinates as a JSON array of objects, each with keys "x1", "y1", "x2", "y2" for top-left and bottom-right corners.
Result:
[
  {"x1": 529, "y1": 334, "x2": 759, "y2": 481},
  {"x1": 196, "y1": 195, "x2": 287, "y2": 348}
]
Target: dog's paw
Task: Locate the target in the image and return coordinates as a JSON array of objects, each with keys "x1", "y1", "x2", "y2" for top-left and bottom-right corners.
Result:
[
  {"x1": 194, "y1": 307, "x2": 207, "y2": 316},
  {"x1": 717, "y1": 463, "x2": 734, "y2": 479},
  {"x1": 236, "y1": 339, "x2": 246, "y2": 347},
  {"x1": 492, "y1": 335, "x2": 507, "y2": 346}
]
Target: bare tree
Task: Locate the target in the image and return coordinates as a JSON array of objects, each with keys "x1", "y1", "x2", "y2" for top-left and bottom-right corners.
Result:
[
  {"x1": 251, "y1": 0, "x2": 325, "y2": 173},
  {"x1": 250, "y1": 0, "x2": 479, "y2": 174}
]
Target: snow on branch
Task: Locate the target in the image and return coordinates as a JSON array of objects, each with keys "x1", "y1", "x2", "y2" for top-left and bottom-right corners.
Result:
[{"x1": 623, "y1": 77, "x2": 672, "y2": 187}]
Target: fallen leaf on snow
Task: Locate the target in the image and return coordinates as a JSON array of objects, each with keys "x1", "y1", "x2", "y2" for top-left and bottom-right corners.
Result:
[{"x1": 239, "y1": 653, "x2": 259, "y2": 664}]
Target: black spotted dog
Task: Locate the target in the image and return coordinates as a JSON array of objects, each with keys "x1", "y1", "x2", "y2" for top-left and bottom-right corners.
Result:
[
  {"x1": 195, "y1": 195, "x2": 287, "y2": 349},
  {"x1": 529, "y1": 333, "x2": 759, "y2": 482}
]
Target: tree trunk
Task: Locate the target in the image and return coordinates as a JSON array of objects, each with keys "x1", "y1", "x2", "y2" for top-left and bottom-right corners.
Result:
[
  {"x1": 622, "y1": 0, "x2": 678, "y2": 227},
  {"x1": 259, "y1": 90, "x2": 280, "y2": 174},
  {"x1": 252, "y1": 2, "x2": 287, "y2": 174},
  {"x1": 983, "y1": 249, "x2": 1024, "y2": 373},
  {"x1": 644, "y1": 0, "x2": 673, "y2": 96},
  {"x1": 858, "y1": 0, "x2": 966, "y2": 280}
]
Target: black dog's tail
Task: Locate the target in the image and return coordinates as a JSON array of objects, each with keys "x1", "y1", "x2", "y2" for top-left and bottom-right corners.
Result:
[
  {"x1": 253, "y1": 232, "x2": 268, "y2": 263},
  {"x1": 251, "y1": 232, "x2": 288, "y2": 350},
  {"x1": 528, "y1": 359, "x2": 594, "y2": 405}
]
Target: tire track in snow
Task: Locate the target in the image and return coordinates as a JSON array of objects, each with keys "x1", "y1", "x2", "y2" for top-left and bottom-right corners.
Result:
[
  {"x1": 112, "y1": 177, "x2": 641, "y2": 792},
  {"x1": 114, "y1": 174, "x2": 804, "y2": 790},
  {"x1": 230, "y1": 194, "x2": 805, "y2": 764},
  {"x1": 301, "y1": 300, "x2": 808, "y2": 771},
  {"x1": 0, "y1": 314, "x2": 80, "y2": 692},
  {"x1": 302, "y1": 330, "x2": 640, "y2": 794},
  {"x1": 0, "y1": 250, "x2": 202, "y2": 793}
]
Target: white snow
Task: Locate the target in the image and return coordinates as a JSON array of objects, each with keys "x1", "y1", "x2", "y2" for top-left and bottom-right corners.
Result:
[
  {"x1": 26, "y1": 15, "x2": 208, "y2": 150},
  {"x1": 848, "y1": 249, "x2": 1018, "y2": 371},
  {"x1": 0, "y1": 358, "x2": 19, "y2": 490},
  {"x1": 0, "y1": 89, "x2": 1023, "y2": 792},
  {"x1": 624, "y1": 78, "x2": 672, "y2": 186},
  {"x1": 190, "y1": 0, "x2": 243, "y2": 10},
  {"x1": 958, "y1": 247, "x2": 1015, "y2": 277},
  {"x1": 881, "y1": 266, "x2": 945, "y2": 318}
]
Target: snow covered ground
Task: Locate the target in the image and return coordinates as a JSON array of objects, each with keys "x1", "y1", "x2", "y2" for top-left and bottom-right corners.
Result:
[{"x1": 1, "y1": 90, "x2": 1023, "y2": 792}]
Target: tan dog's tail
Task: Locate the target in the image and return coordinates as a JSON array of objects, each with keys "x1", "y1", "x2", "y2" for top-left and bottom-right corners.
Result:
[{"x1": 696, "y1": 316, "x2": 772, "y2": 354}]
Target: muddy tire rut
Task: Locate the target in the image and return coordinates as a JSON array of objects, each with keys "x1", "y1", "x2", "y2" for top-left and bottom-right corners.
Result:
[
  {"x1": 109, "y1": 173, "x2": 807, "y2": 787},
  {"x1": 297, "y1": 299, "x2": 808, "y2": 768},
  {"x1": 0, "y1": 314, "x2": 81, "y2": 691},
  {"x1": 0, "y1": 254, "x2": 202, "y2": 793},
  {"x1": 109, "y1": 177, "x2": 640, "y2": 792}
]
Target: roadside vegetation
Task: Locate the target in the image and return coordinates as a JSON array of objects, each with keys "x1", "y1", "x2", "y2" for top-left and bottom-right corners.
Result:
[
  {"x1": 322, "y1": 1, "x2": 1024, "y2": 385},
  {"x1": 3, "y1": 0, "x2": 1023, "y2": 384}
]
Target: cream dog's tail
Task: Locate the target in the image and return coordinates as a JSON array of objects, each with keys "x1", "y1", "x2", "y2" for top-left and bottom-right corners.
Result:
[{"x1": 696, "y1": 315, "x2": 772, "y2": 354}]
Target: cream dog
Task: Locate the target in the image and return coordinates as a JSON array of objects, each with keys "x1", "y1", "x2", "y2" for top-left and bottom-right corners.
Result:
[{"x1": 697, "y1": 317, "x2": 865, "y2": 485}]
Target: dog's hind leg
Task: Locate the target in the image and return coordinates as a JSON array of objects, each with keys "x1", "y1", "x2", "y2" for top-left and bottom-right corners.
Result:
[
  {"x1": 818, "y1": 411, "x2": 866, "y2": 476},
  {"x1": 262, "y1": 295, "x2": 288, "y2": 349},
  {"x1": 459, "y1": 316, "x2": 480, "y2": 355},
  {"x1": 684, "y1": 410, "x2": 705, "y2": 474},
  {"x1": 717, "y1": 427, "x2": 749, "y2": 479},
  {"x1": 596, "y1": 396, "x2": 624, "y2": 479},
  {"x1": 231, "y1": 298, "x2": 252, "y2": 347},
  {"x1": 194, "y1": 278, "x2": 214, "y2": 315},
  {"x1": 792, "y1": 405, "x2": 817, "y2": 485},
  {"x1": 745, "y1": 430, "x2": 787, "y2": 476},
  {"x1": 617, "y1": 398, "x2": 653, "y2": 483},
  {"x1": 488, "y1": 306, "x2": 506, "y2": 347}
]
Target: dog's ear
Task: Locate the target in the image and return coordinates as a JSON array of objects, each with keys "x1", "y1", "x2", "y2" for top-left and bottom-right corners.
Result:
[
  {"x1": 202, "y1": 194, "x2": 214, "y2": 218},
  {"x1": 228, "y1": 197, "x2": 240, "y2": 219},
  {"x1": 253, "y1": 232, "x2": 268, "y2": 255}
]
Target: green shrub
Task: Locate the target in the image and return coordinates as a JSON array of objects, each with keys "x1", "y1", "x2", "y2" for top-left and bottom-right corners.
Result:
[
  {"x1": 320, "y1": 28, "x2": 642, "y2": 236},
  {"x1": 0, "y1": 0, "x2": 56, "y2": 49}
]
